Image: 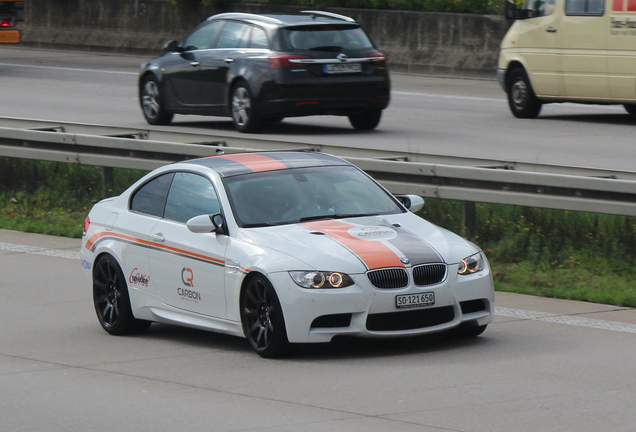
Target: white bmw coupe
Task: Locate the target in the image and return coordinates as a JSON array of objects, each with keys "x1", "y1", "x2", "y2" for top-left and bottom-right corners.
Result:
[{"x1": 81, "y1": 152, "x2": 493, "y2": 358}]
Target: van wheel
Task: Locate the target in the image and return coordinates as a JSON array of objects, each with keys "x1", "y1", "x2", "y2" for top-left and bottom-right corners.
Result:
[
  {"x1": 507, "y1": 68, "x2": 542, "y2": 119},
  {"x1": 624, "y1": 104, "x2": 636, "y2": 116}
]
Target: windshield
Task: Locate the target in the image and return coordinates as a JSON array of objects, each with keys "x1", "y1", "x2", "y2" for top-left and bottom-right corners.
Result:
[
  {"x1": 224, "y1": 166, "x2": 403, "y2": 228},
  {"x1": 283, "y1": 25, "x2": 374, "y2": 51}
]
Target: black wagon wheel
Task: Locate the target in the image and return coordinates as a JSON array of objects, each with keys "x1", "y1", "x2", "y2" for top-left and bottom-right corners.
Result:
[
  {"x1": 507, "y1": 67, "x2": 542, "y2": 119},
  {"x1": 93, "y1": 254, "x2": 151, "y2": 335},
  {"x1": 139, "y1": 75, "x2": 174, "y2": 126},
  {"x1": 348, "y1": 108, "x2": 382, "y2": 130},
  {"x1": 240, "y1": 275, "x2": 290, "y2": 358}
]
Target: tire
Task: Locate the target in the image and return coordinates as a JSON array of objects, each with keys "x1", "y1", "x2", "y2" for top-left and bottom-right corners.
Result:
[
  {"x1": 348, "y1": 109, "x2": 382, "y2": 130},
  {"x1": 447, "y1": 323, "x2": 487, "y2": 339},
  {"x1": 139, "y1": 75, "x2": 174, "y2": 126},
  {"x1": 507, "y1": 68, "x2": 542, "y2": 119},
  {"x1": 624, "y1": 104, "x2": 636, "y2": 116},
  {"x1": 240, "y1": 275, "x2": 290, "y2": 358},
  {"x1": 93, "y1": 254, "x2": 151, "y2": 335},
  {"x1": 230, "y1": 82, "x2": 263, "y2": 133}
]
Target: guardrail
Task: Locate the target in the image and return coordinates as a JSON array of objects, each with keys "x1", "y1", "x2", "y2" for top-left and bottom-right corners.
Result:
[{"x1": 1, "y1": 117, "x2": 635, "y2": 218}]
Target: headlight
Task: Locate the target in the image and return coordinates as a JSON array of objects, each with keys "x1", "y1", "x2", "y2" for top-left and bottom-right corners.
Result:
[
  {"x1": 289, "y1": 271, "x2": 354, "y2": 289},
  {"x1": 458, "y1": 252, "x2": 486, "y2": 275}
]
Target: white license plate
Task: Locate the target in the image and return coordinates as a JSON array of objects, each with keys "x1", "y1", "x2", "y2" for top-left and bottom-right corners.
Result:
[
  {"x1": 395, "y1": 292, "x2": 435, "y2": 309},
  {"x1": 324, "y1": 63, "x2": 362, "y2": 74}
]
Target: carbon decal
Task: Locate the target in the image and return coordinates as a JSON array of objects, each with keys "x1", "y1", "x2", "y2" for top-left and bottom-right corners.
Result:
[
  {"x1": 85, "y1": 232, "x2": 225, "y2": 267},
  {"x1": 387, "y1": 226, "x2": 443, "y2": 265},
  {"x1": 301, "y1": 220, "x2": 405, "y2": 270}
]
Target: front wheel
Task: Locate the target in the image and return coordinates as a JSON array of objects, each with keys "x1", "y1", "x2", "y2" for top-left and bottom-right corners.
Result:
[
  {"x1": 447, "y1": 323, "x2": 487, "y2": 339},
  {"x1": 348, "y1": 109, "x2": 382, "y2": 130},
  {"x1": 231, "y1": 83, "x2": 263, "y2": 133},
  {"x1": 139, "y1": 75, "x2": 174, "y2": 125},
  {"x1": 93, "y1": 254, "x2": 151, "y2": 335},
  {"x1": 240, "y1": 275, "x2": 290, "y2": 358},
  {"x1": 507, "y1": 68, "x2": 542, "y2": 119}
]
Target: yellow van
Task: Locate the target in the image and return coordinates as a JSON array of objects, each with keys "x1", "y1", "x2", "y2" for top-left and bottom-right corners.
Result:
[{"x1": 497, "y1": 0, "x2": 636, "y2": 117}]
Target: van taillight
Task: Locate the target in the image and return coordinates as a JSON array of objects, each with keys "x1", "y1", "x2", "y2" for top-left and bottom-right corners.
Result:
[
  {"x1": 83, "y1": 216, "x2": 90, "y2": 236},
  {"x1": 371, "y1": 53, "x2": 388, "y2": 67},
  {"x1": 269, "y1": 55, "x2": 313, "y2": 69}
]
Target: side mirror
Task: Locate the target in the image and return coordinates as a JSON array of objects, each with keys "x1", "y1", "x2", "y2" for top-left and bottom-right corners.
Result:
[
  {"x1": 505, "y1": 1, "x2": 518, "y2": 19},
  {"x1": 395, "y1": 195, "x2": 425, "y2": 213},
  {"x1": 163, "y1": 40, "x2": 181, "y2": 53},
  {"x1": 187, "y1": 213, "x2": 225, "y2": 234}
]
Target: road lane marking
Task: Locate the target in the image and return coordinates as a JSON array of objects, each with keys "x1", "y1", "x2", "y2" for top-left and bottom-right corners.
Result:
[
  {"x1": 0, "y1": 241, "x2": 80, "y2": 260},
  {"x1": 2, "y1": 241, "x2": 634, "y2": 334},
  {"x1": 495, "y1": 306, "x2": 636, "y2": 334},
  {"x1": 0, "y1": 62, "x2": 138, "y2": 75}
]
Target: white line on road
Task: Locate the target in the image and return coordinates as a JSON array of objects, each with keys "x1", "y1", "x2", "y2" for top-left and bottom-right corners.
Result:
[
  {"x1": 2, "y1": 241, "x2": 634, "y2": 334},
  {"x1": 0, "y1": 62, "x2": 138, "y2": 75}
]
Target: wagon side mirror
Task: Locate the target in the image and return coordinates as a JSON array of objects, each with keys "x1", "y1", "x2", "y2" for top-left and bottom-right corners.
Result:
[
  {"x1": 395, "y1": 195, "x2": 425, "y2": 213},
  {"x1": 163, "y1": 40, "x2": 182, "y2": 53}
]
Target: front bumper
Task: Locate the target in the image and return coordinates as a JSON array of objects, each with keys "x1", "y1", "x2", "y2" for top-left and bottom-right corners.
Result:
[{"x1": 270, "y1": 264, "x2": 494, "y2": 344}]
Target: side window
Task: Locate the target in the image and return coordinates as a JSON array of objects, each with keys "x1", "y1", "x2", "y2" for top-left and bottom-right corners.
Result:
[
  {"x1": 183, "y1": 21, "x2": 222, "y2": 51},
  {"x1": 164, "y1": 172, "x2": 220, "y2": 224},
  {"x1": 130, "y1": 173, "x2": 174, "y2": 217},
  {"x1": 249, "y1": 27, "x2": 269, "y2": 49},
  {"x1": 213, "y1": 21, "x2": 251, "y2": 49},
  {"x1": 566, "y1": 0, "x2": 604, "y2": 14}
]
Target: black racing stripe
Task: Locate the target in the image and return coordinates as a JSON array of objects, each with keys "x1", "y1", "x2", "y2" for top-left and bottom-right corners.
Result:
[{"x1": 388, "y1": 226, "x2": 444, "y2": 265}]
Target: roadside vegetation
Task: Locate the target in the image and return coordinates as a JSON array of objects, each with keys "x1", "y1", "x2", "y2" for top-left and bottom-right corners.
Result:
[
  {"x1": 1, "y1": 158, "x2": 635, "y2": 308},
  {"x1": 172, "y1": 0, "x2": 503, "y2": 15}
]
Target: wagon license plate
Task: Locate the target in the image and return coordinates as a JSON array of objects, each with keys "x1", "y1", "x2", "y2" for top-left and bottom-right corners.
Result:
[
  {"x1": 396, "y1": 292, "x2": 435, "y2": 309},
  {"x1": 324, "y1": 63, "x2": 362, "y2": 74}
]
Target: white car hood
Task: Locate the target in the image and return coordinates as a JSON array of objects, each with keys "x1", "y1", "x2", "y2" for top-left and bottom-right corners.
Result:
[{"x1": 236, "y1": 214, "x2": 475, "y2": 273}]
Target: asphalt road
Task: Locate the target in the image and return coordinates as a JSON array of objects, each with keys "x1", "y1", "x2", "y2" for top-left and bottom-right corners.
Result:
[
  {"x1": 1, "y1": 45, "x2": 636, "y2": 173},
  {"x1": 1, "y1": 229, "x2": 636, "y2": 432}
]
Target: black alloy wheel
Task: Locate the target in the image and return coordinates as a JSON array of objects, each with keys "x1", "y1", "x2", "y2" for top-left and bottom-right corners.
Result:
[
  {"x1": 231, "y1": 82, "x2": 263, "y2": 133},
  {"x1": 348, "y1": 109, "x2": 382, "y2": 130},
  {"x1": 140, "y1": 75, "x2": 174, "y2": 126},
  {"x1": 93, "y1": 254, "x2": 151, "y2": 335},
  {"x1": 507, "y1": 68, "x2": 542, "y2": 119},
  {"x1": 240, "y1": 275, "x2": 290, "y2": 358}
]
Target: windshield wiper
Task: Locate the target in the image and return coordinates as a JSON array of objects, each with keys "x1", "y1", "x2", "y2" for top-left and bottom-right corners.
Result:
[
  {"x1": 241, "y1": 221, "x2": 288, "y2": 228},
  {"x1": 309, "y1": 45, "x2": 343, "y2": 52},
  {"x1": 299, "y1": 213, "x2": 377, "y2": 223}
]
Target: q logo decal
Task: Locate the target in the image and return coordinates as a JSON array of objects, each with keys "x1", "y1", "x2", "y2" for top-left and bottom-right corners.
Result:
[{"x1": 181, "y1": 267, "x2": 194, "y2": 287}]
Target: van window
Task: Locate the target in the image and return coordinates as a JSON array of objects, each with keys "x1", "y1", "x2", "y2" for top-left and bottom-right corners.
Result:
[
  {"x1": 518, "y1": 0, "x2": 556, "y2": 18},
  {"x1": 565, "y1": 0, "x2": 604, "y2": 15}
]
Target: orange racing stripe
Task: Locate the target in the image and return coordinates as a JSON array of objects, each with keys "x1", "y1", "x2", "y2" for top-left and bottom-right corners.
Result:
[
  {"x1": 84, "y1": 232, "x2": 225, "y2": 266},
  {"x1": 214, "y1": 153, "x2": 288, "y2": 173},
  {"x1": 301, "y1": 220, "x2": 404, "y2": 270}
]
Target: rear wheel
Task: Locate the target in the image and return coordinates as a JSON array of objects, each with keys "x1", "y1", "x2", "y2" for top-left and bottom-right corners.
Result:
[
  {"x1": 240, "y1": 275, "x2": 290, "y2": 358},
  {"x1": 139, "y1": 75, "x2": 173, "y2": 125},
  {"x1": 93, "y1": 254, "x2": 151, "y2": 335},
  {"x1": 231, "y1": 82, "x2": 263, "y2": 133},
  {"x1": 624, "y1": 104, "x2": 636, "y2": 116},
  {"x1": 348, "y1": 109, "x2": 382, "y2": 130},
  {"x1": 507, "y1": 68, "x2": 542, "y2": 119}
]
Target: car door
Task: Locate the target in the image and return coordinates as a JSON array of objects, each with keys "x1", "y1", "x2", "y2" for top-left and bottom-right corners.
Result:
[
  {"x1": 195, "y1": 21, "x2": 253, "y2": 107},
  {"x1": 607, "y1": 0, "x2": 636, "y2": 100},
  {"x1": 163, "y1": 20, "x2": 223, "y2": 106},
  {"x1": 146, "y1": 171, "x2": 229, "y2": 318},
  {"x1": 560, "y1": 0, "x2": 609, "y2": 98}
]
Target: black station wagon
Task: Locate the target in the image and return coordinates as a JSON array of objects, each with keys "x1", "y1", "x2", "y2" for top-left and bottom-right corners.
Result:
[{"x1": 138, "y1": 11, "x2": 391, "y2": 133}]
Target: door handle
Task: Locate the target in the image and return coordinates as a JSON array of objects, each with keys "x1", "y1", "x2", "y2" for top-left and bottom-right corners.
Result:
[
  {"x1": 150, "y1": 232, "x2": 165, "y2": 243},
  {"x1": 190, "y1": 61, "x2": 200, "y2": 67},
  {"x1": 546, "y1": 27, "x2": 557, "y2": 33},
  {"x1": 223, "y1": 58, "x2": 234, "y2": 64}
]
